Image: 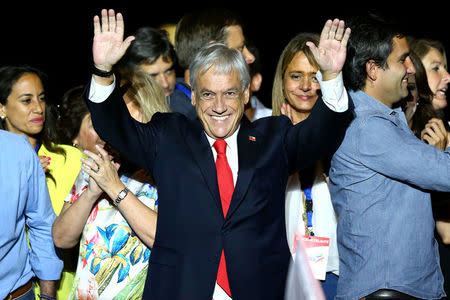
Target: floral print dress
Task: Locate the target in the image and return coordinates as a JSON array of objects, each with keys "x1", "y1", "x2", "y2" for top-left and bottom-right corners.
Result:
[{"x1": 65, "y1": 170, "x2": 158, "y2": 300}]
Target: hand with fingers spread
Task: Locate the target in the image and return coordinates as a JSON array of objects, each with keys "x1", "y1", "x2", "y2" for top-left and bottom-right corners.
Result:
[
  {"x1": 81, "y1": 144, "x2": 123, "y2": 198},
  {"x1": 92, "y1": 9, "x2": 135, "y2": 72},
  {"x1": 307, "y1": 18, "x2": 351, "y2": 81},
  {"x1": 421, "y1": 118, "x2": 449, "y2": 150}
]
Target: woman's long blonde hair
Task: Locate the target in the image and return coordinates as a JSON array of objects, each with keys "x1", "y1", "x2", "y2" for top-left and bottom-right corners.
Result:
[
  {"x1": 125, "y1": 70, "x2": 171, "y2": 122},
  {"x1": 271, "y1": 33, "x2": 319, "y2": 116}
]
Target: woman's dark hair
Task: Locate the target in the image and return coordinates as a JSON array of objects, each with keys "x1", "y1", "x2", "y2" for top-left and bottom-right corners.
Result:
[
  {"x1": 57, "y1": 85, "x2": 89, "y2": 145},
  {"x1": 0, "y1": 65, "x2": 65, "y2": 181},
  {"x1": 343, "y1": 14, "x2": 404, "y2": 91},
  {"x1": 407, "y1": 51, "x2": 444, "y2": 137}
]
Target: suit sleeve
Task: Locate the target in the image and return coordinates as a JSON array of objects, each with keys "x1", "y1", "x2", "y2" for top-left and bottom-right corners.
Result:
[
  {"x1": 283, "y1": 94, "x2": 354, "y2": 175},
  {"x1": 83, "y1": 80, "x2": 160, "y2": 174}
]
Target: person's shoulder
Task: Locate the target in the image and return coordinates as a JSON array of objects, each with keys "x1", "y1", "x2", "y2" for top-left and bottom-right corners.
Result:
[
  {"x1": 0, "y1": 131, "x2": 37, "y2": 170},
  {"x1": 251, "y1": 115, "x2": 292, "y2": 135},
  {"x1": 0, "y1": 130, "x2": 33, "y2": 152}
]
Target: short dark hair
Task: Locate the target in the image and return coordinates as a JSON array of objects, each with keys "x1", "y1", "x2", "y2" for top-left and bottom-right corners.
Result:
[
  {"x1": 175, "y1": 8, "x2": 242, "y2": 70},
  {"x1": 343, "y1": 14, "x2": 405, "y2": 91},
  {"x1": 115, "y1": 27, "x2": 177, "y2": 75}
]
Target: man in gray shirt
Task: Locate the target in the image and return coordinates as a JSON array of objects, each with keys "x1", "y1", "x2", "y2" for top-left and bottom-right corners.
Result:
[{"x1": 330, "y1": 15, "x2": 450, "y2": 299}]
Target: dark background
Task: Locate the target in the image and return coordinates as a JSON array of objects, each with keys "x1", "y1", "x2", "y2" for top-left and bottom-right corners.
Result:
[{"x1": 1, "y1": 5, "x2": 448, "y2": 110}]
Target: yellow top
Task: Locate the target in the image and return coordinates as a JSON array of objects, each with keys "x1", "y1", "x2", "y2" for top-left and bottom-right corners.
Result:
[
  {"x1": 38, "y1": 143, "x2": 83, "y2": 214},
  {"x1": 35, "y1": 143, "x2": 83, "y2": 300}
]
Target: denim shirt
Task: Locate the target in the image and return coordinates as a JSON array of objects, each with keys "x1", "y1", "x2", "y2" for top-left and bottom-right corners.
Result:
[
  {"x1": 0, "y1": 130, "x2": 63, "y2": 299},
  {"x1": 329, "y1": 90, "x2": 450, "y2": 299}
]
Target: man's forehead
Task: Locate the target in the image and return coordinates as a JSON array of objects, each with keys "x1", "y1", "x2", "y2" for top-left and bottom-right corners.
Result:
[
  {"x1": 391, "y1": 36, "x2": 410, "y2": 56},
  {"x1": 140, "y1": 56, "x2": 173, "y2": 72},
  {"x1": 197, "y1": 67, "x2": 242, "y2": 90}
]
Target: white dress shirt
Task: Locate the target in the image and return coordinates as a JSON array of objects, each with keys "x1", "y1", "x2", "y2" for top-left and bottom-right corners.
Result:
[{"x1": 205, "y1": 130, "x2": 239, "y2": 186}]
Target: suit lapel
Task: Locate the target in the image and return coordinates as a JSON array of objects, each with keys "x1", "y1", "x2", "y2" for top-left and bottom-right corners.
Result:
[
  {"x1": 226, "y1": 116, "x2": 258, "y2": 220},
  {"x1": 182, "y1": 118, "x2": 222, "y2": 215}
]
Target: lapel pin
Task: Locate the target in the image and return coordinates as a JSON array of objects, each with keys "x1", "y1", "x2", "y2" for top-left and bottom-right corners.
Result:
[{"x1": 249, "y1": 136, "x2": 256, "y2": 142}]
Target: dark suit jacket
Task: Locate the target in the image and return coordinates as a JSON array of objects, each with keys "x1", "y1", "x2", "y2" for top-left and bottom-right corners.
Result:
[{"x1": 85, "y1": 83, "x2": 352, "y2": 300}]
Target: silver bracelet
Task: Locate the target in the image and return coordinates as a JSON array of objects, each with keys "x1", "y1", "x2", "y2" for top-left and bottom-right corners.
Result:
[{"x1": 113, "y1": 187, "x2": 129, "y2": 206}]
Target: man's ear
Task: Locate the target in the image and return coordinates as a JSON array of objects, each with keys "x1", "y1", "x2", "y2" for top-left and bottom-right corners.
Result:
[
  {"x1": 243, "y1": 86, "x2": 250, "y2": 105},
  {"x1": 366, "y1": 59, "x2": 379, "y2": 82},
  {"x1": 191, "y1": 91, "x2": 197, "y2": 106}
]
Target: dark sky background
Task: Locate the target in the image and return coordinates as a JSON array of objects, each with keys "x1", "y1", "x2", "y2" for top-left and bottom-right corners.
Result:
[{"x1": 1, "y1": 5, "x2": 448, "y2": 110}]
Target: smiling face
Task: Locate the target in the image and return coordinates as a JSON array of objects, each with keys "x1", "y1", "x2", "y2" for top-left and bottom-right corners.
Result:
[
  {"x1": 371, "y1": 37, "x2": 416, "y2": 107},
  {"x1": 421, "y1": 47, "x2": 450, "y2": 110},
  {"x1": 191, "y1": 66, "x2": 249, "y2": 140},
  {"x1": 0, "y1": 73, "x2": 46, "y2": 139},
  {"x1": 283, "y1": 51, "x2": 320, "y2": 122}
]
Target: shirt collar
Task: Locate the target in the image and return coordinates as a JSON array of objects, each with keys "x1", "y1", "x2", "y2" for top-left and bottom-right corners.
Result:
[
  {"x1": 205, "y1": 125, "x2": 240, "y2": 151},
  {"x1": 350, "y1": 90, "x2": 405, "y2": 121}
]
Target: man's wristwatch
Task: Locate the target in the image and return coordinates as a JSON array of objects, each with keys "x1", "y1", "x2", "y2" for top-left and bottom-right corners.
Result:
[{"x1": 113, "y1": 187, "x2": 129, "y2": 206}]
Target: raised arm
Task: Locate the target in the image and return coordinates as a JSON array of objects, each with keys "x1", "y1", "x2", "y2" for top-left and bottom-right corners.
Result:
[
  {"x1": 92, "y1": 9, "x2": 135, "y2": 86},
  {"x1": 284, "y1": 19, "x2": 353, "y2": 173},
  {"x1": 307, "y1": 18, "x2": 351, "y2": 81},
  {"x1": 85, "y1": 9, "x2": 161, "y2": 172}
]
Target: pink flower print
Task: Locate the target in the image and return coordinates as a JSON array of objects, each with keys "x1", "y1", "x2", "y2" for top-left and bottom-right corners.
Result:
[
  {"x1": 77, "y1": 270, "x2": 99, "y2": 300},
  {"x1": 69, "y1": 185, "x2": 88, "y2": 204},
  {"x1": 87, "y1": 204, "x2": 99, "y2": 225}
]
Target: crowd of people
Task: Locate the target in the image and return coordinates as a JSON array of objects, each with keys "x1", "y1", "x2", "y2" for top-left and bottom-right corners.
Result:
[{"x1": 1, "y1": 7, "x2": 450, "y2": 300}]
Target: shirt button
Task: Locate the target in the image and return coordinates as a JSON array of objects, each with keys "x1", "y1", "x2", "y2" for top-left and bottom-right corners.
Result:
[{"x1": 390, "y1": 111, "x2": 396, "y2": 115}]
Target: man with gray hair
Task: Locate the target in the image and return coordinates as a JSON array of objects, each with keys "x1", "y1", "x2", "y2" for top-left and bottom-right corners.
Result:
[{"x1": 84, "y1": 9, "x2": 352, "y2": 300}]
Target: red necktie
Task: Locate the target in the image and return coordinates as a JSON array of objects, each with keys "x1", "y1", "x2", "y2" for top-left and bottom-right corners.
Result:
[{"x1": 213, "y1": 140, "x2": 234, "y2": 297}]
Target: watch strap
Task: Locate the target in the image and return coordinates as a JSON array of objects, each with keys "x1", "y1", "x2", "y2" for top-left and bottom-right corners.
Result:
[
  {"x1": 113, "y1": 187, "x2": 129, "y2": 206},
  {"x1": 92, "y1": 65, "x2": 114, "y2": 77}
]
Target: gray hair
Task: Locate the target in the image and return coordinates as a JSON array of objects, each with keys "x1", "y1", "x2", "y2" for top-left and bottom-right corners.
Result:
[{"x1": 189, "y1": 42, "x2": 250, "y2": 92}]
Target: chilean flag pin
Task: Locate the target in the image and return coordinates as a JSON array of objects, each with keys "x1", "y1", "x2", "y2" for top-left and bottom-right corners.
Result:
[{"x1": 249, "y1": 136, "x2": 256, "y2": 142}]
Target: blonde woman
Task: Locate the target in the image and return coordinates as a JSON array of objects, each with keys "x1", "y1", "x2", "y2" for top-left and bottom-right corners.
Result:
[{"x1": 272, "y1": 32, "x2": 340, "y2": 299}]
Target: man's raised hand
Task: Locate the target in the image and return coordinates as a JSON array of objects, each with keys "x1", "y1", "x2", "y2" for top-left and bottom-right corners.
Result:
[
  {"x1": 92, "y1": 9, "x2": 135, "y2": 72},
  {"x1": 307, "y1": 18, "x2": 351, "y2": 81}
]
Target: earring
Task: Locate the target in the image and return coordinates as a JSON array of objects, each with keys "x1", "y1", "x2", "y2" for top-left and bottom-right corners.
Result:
[{"x1": 0, "y1": 115, "x2": 4, "y2": 120}]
